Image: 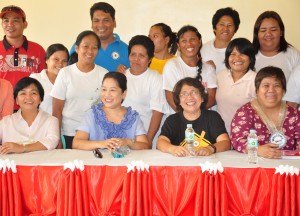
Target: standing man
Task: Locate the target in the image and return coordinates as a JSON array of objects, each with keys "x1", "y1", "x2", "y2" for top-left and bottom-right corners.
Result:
[
  {"x1": 70, "y1": 2, "x2": 129, "y2": 72},
  {"x1": 0, "y1": 5, "x2": 46, "y2": 91}
]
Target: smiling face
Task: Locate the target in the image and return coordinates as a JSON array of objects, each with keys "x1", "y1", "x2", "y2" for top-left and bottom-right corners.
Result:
[
  {"x1": 129, "y1": 45, "x2": 151, "y2": 74},
  {"x1": 256, "y1": 76, "x2": 284, "y2": 109},
  {"x1": 2, "y1": 12, "x2": 27, "y2": 40},
  {"x1": 258, "y1": 18, "x2": 281, "y2": 53},
  {"x1": 228, "y1": 47, "x2": 250, "y2": 74},
  {"x1": 46, "y1": 50, "x2": 69, "y2": 76},
  {"x1": 178, "y1": 30, "x2": 201, "y2": 60},
  {"x1": 214, "y1": 15, "x2": 236, "y2": 43},
  {"x1": 91, "y1": 10, "x2": 116, "y2": 42},
  {"x1": 179, "y1": 84, "x2": 203, "y2": 114},
  {"x1": 101, "y1": 77, "x2": 126, "y2": 109},
  {"x1": 149, "y1": 26, "x2": 169, "y2": 54},
  {"x1": 75, "y1": 34, "x2": 99, "y2": 65},
  {"x1": 16, "y1": 83, "x2": 41, "y2": 111}
]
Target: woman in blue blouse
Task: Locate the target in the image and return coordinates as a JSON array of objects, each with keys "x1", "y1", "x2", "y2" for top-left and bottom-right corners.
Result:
[{"x1": 73, "y1": 72, "x2": 150, "y2": 150}]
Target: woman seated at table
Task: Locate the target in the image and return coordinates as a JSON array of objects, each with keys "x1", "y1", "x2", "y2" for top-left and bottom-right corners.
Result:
[
  {"x1": 73, "y1": 72, "x2": 150, "y2": 150},
  {"x1": 0, "y1": 77, "x2": 60, "y2": 154},
  {"x1": 231, "y1": 66, "x2": 300, "y2": 158},
  {"x1": 157, "y1": 77, "x2": 230, "y2": 157}
]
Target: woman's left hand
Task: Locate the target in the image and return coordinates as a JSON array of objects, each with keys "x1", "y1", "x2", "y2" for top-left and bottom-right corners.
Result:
[
  {"x1": 196, "y1": 146, "x2": 214, "y2": 156},
  {"x1": 0, "y1": 142, "x2": 24, "y2": 154}
]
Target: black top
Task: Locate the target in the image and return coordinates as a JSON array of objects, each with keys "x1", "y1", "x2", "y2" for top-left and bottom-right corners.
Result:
[{"x1": 160, "y1": 109, "x2": 227, "y2": 147}]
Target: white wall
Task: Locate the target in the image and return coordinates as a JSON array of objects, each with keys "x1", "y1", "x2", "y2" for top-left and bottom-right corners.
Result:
[{"x1": 1, "y1": 0, "x2": 299, "y2": 50}]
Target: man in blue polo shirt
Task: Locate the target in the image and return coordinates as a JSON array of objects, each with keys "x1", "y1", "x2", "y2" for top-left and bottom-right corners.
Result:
[{"x1": 70, "y1": 2, "x2": 129, "y2": 73}]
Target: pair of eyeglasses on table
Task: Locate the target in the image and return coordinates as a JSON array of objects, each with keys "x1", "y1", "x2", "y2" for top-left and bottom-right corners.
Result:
[{"x1": 93, "y1": 148, "x2": 103, "y2": 158}]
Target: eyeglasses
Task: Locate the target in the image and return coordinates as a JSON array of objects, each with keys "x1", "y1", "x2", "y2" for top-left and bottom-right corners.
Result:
[
  {"x1": 93, "y1": 148, "x2": 103, "y2": 158},
  {"x1": 179, "y1": 90, "x2": 200, "y2": 98}
]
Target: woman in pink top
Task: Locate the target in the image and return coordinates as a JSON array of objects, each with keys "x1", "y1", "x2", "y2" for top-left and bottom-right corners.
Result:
[
  {"x1": 231, "y1": 66, "x2": 300, "y2": 159},
  {"x1": 0, "y1": 78, "x2": 14, "y2": 120}
]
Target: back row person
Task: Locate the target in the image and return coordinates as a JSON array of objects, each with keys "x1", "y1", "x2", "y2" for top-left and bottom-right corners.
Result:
[
  {"x1": 163, "y1": 25, "x2": 217, "y2": 113},
  {"x1": 201, "y1": 7, "x2": 240, "y2": 74},
  {"x1": 148, "y1": 23, "x2": 177, "y2": 74},
  {"x1": 253, "y1": 11, "x2": 300, "y2": 80},
  {"x1": 51, "y1": 31, "x2": 108, "y2": 149},
  {"x1": 30, "y1": 44, "x2": 69, "y2": 115},
  {"x1": 0, "y1": 5, "x2": 46, "y2": 110},
  {"x1": 70, "y1": 2, "x2": 130, "y2": 73}
]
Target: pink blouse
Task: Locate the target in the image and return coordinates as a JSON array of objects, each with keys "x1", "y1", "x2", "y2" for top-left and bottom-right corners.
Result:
[{"x1": 231, "y1": 102, "x2": 300, "y2": 152}]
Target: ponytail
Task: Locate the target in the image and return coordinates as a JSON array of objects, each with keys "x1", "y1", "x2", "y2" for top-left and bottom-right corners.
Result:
[
  {"x1": 169, "y1": 32, "x2": 178, "y2": 55},
  {"x1": 195, "y1": 51, "x2": 203, "y2": 82}
]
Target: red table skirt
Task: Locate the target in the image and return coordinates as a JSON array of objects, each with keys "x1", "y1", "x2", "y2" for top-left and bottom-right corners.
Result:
[{"x1": 1, "y1": 166, "x2": 299, "y2": 216}]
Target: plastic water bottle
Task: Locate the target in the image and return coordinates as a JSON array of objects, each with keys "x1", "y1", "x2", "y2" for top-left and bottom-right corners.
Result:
[
  {"x1": 185, "y1": 124, "x2": 195, "y2": 156},
  {"x1": 111, "y1": 145, "x2": 131, "y2": 158},
  {"x1": 247, "y1": 129, "x2": 258, "y2": 164}
]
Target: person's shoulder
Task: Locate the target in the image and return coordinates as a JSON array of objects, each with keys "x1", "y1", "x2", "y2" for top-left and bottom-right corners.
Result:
[
  {"x1": 94, "y1": 64, "x2": 109, "y2": 73},
  {"x1": 201, "y1": 40, "x2": 213, "y2": 50},
  {"x1": 202, "y1": 109, "x2": 221, "y2": 118},
  {"x1": 286, "y1": 46, "x2": 300, "y2": 55},
  {"x1": 113, "y1": 33, "x2": 128, "y2": 46},
  {"x1": 0, "y1": 78, "x2": 12, "y2": 87},
  {"x1": 27, "y1": 40, "x2": 45, "y2": 51},
  {"x1": 147, "y1": 68, "x2": 161, "y2": 77}
]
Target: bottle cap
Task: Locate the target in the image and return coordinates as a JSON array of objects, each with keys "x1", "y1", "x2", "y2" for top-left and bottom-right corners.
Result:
[
  {"x1": 187, "y1": 124, "x2": 192, "y2": 128},
  {"x1": 250, "y1": 129, "x2": 256, "y2": 133}
]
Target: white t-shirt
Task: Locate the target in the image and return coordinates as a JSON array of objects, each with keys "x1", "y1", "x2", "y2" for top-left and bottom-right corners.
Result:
[
  {"x1": 201, "y1": 39, "x2": 226, "y2": 74},
  {"x1": 283, "y1": 64, "x2": 300, "y2": 104},
  {"x1": 216, "y1": 69, "x2": 256, "y2": 133},
  {"x1": 0, "y1": 110, "x2": 59, "y2": 150},
  {"x1": 50, "y1": 64, "x2": 108, "y2": 136},
  {"x1": 122, "y1": 68, "x2": 166, "y2": 132},
  {"x1": 30, "y1": 69, "x2": 53, "y2": 115},
  {"x1": 163, "y1": 56, "x2": 217, "y2": 113},
  {"x1": 255, "y1": 47, "x2": 300, "y2": 80}
]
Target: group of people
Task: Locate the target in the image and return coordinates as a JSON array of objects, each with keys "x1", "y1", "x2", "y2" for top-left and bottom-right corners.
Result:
[{"x1": 0, "y1": 3, "x2": 299, "y2": 159}]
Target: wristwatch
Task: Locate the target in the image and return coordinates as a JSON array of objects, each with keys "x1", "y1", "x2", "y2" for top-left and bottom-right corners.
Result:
[{"x1": 209, "y1": 144, "x2": 217, "y2": 153}]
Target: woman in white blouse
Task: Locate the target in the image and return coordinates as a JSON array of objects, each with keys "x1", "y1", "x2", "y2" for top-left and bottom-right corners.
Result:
[{"x1": 0, "y1": 77, "x2": 59, "y2": 154}]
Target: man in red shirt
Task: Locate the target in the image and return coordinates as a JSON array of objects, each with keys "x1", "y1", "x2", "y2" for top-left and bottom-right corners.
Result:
[{"x1": 0, "y1": 5, "x2": 46, "y2": 109}]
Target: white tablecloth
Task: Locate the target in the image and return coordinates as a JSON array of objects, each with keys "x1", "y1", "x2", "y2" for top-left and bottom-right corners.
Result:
[{"x1": 1, "y1": 149, "x2": 299, "y2": 168}]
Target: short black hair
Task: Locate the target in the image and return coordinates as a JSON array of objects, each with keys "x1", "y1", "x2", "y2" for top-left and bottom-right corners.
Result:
[
  {"x1": 173, "y1": 77, "x2": 207, "y2": 111},
  {"x1": 90, "y1": 2, "x2": 115, "y2": 20},
  {"x1": 14, "y1": 77, "x2": 44, "y2": 101},
  {"x1": 212, "y1": 7, "x2": 240, "y2": 34},
  {"x1": 225, "y1": 38, "x2": 256, "y2": 71},
  {"x1": 69, "y1": 30, "x2": 100, "y2": 64},
  {"x1": 128, "y1": 35, "x2": 154, "y2": 59},
  {"x1": 102, "y1": 72, "x2": 127, "y2": 93},
  {"x1": 255, "y1": 66, "x2": 286, "y2": 92}
]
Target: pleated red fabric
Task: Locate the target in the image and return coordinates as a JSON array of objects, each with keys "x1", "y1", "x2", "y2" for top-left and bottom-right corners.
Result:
[
  {"x1": 85, "y1": 165, "x2": 127, "y2": 216},
  {"x1": 0, "y1": 168, "x2": 22, "y2": 216},
  {"x1": 56, "y1": 167, "x2": 89, "y2": 216},
  {"x1": 269, "y1": 172, "x2": 300, "y2": 216},
  {"x1": 121, "y1": 168, "x2": 151, "y2": 216}
]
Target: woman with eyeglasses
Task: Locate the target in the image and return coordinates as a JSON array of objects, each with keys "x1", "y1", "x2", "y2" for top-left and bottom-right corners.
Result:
[{"x1": 157, "y1": 77, "x2": 230, "y2": 157}]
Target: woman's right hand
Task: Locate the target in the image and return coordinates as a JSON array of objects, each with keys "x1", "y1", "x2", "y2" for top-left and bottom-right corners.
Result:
[
  {"x1": 257, "y1": 143, "x2": 282, "y2": 159},
  {"x1": 104, "y1": 138, "x2": 120, "y2": 151},
  {"x1": 169, "y1": 145, "x2": 190, "y2": 157}
]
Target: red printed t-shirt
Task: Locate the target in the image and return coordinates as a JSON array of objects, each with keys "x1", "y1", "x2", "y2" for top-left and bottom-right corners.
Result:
[{"x1": 0, "y1": 36, "x2": 46, "y2": 88}]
